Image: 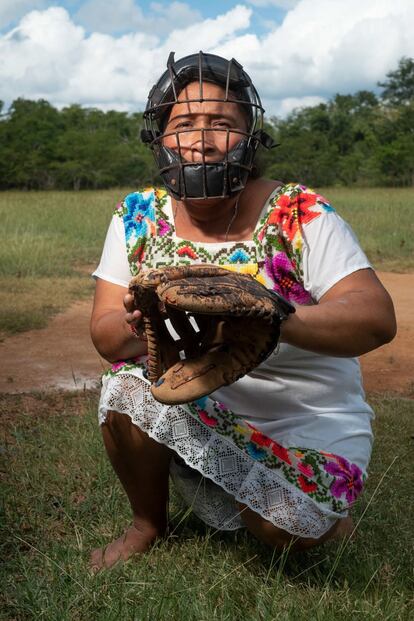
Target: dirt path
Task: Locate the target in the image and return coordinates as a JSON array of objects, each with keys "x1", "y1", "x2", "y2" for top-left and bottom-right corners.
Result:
[{"x1": 0, "y1": 272, "x2": 413, "y2": 396}]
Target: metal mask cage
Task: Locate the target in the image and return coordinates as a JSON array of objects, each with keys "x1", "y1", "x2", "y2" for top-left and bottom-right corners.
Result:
[{"x1": 142, "y1": 51, "x2": 275, "y2": 200}]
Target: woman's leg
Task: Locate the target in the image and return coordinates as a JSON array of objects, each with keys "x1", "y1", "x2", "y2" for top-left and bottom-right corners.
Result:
[
  {"x1": 238, "y1": 503, "x2": 353, "y2": 552},
  {"x1": 90, "y1": 410, "x2": 172, "y2": 571}
]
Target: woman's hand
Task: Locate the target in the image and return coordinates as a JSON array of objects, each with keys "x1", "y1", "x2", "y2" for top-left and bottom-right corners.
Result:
[{"x1": 123, "y1": 293, "x2": 146, "y2": 341}]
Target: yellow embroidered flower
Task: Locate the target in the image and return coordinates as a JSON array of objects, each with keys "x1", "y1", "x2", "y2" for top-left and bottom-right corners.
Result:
[
  {"x1": 221, "y1": 263, "x2": 258, "y2": 276},
  {"x1": 254, "y1": 273, "x2": 266, "y2": 286},
  {"x1": 155, "y1": 188, "x2": 167, "y2": 200},
  {"x1": 234, "y1": 424, "x2": 250, "y2": 436}
]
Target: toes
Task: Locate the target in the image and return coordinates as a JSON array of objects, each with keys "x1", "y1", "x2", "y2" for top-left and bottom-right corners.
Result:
[
  {"x1": 89, "y1": 547, "x2": 105, "y2": 574},
  {"x1": 101, "y1": 535, "x2": 125, "y2": 568}
]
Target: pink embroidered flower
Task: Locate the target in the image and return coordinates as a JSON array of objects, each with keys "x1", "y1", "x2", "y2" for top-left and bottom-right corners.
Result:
[
  {"x1": 265, "y1": 252, "x2": 311, "y2": 304},
  {"x1": 158, "y1": 218, "x2": 171, "y2": 237},
  {"x1": 198, "y1": 410, "x2": 218, "y2": 427},
  {"x1": 297, "y1": 462, "x2": 314, "y2": 478},
  {"x1": 216, "y1": 402, "x2": 228, "y2": 411},
  {"x1": 111, "y1": 361, "x2": 127, "y2": 372},
  {"x1": 324, "y1": 456, "x2": 364, "y2": 504}
]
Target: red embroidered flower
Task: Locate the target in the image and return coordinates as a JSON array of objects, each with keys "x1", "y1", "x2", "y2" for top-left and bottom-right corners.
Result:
[
  {"x1": 298, "y1": 475, "x2": 318, "y2": 494},
  {"x1": 271, "y1": 441, "x2": 292, "y2": 465},
  {"x1": 251, "y1": 431, "x2": 272, "y2": 448},
  {"x1": 177, "y1": 245, "x2": 198, "y2": 259},
  {"x1": 297, "y1": 461, "x2": 314, "y2": 478},
  {"x1": 132, "y1": 243, "x2": 145, "y2": 262},
  {"x1": 198, "y1": 410, "x2": 218, "y2": 427},
  {"x1": 271, "y1": 192, "x2": 321, "y2": 242}
]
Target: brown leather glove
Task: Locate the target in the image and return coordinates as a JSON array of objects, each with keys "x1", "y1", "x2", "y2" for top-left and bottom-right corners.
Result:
[{"x1": 129, "y1": 264, "x2": 295, "y2": 405}]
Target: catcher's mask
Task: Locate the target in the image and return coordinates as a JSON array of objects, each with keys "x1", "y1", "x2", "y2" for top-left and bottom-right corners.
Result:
[{"x1": 141, "y1": 51, "x2": 277, "y2": 200}]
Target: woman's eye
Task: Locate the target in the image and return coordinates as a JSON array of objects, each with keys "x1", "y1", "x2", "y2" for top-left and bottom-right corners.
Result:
[
  {"x1": 175, "y1": 121, "x2": 192, "y2": 129},
  {"x1": 213, "y1": 121, "x2": 231, "y2": 128}
]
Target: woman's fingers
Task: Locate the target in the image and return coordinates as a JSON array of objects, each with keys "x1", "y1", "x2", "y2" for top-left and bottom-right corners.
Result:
[
  {"x1": 123, "y1": 293, "x2": 135, "y2": 313},
  {"x1": 125, "y1": 309, "x2": 143, "y2": 325},
  {"x1": 123, "y1": 294, "x2": 144, "y2": 326}
]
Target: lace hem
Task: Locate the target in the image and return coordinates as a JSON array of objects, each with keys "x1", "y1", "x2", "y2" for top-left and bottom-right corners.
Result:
[{"x1": 99, "y1": 373, "x2": 344, "y2": 538}]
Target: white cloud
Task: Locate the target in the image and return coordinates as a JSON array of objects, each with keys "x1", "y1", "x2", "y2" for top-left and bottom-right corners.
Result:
[
  {"x1": 215, "y1": 0, "x2": 414, "y2": 110},
  {"x1": 1, "y1": 0, "x2": 414, "y2": 116},
  {"x1": 0, "y1": 5, "x2": 250, "y2": 108},
  {"x1": 267, "y1": 95, "x2": 326, "y2": 118}
]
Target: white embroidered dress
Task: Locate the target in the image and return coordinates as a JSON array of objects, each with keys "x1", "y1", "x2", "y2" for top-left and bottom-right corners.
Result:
[{"x1": 93, "y1": 184, "x2": 373, "y2": 539}]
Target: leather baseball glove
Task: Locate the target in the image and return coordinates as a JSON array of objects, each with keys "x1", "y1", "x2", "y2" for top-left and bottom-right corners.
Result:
[{"x1": 129, "y1": 265, "x2": 295, "y2": 405}]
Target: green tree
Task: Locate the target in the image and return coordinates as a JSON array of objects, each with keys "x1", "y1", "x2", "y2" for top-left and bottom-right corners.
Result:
[{"x1": 378, "y1": 57, "x2": 414, "y2": 106}]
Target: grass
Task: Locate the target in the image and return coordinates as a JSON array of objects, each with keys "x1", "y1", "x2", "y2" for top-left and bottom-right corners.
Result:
[
  {"x1": 319, "y1": 187, "x2": 414, "y2": 272},
  {"x1": 0, "y1": 189, "x2": 126, "y2": 337},
  {"x1": 0, "y1": 187, "x2": 413, "y2": 336},
  {"x1": 1, "y1": 391, "x2": 413, "y2": 620}
]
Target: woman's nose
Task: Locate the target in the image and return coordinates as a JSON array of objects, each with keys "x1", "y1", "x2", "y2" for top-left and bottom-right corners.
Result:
[{"x1": 181, "y1": 129, "x2": 217, "y2": 161}]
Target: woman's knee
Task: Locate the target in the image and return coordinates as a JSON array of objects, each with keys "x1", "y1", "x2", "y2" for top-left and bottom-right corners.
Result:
[
  {"x1": 102, "y1": 410, "x2": 137, "y2": 447},
  {"x1": 237, "y1": 502, "x2": 338, "y2": 552}
]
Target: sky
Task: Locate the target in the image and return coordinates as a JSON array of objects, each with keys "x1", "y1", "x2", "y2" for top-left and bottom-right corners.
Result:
[{"x1": 1, "y1": 0, "x2": 413, "y2": 117}]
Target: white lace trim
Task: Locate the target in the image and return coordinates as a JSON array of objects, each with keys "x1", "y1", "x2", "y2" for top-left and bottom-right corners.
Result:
[{"x1": 99, "y1": 373, "x2": 345, "y2": 538}]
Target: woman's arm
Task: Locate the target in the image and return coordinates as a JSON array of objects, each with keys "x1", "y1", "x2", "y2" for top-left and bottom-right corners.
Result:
[
  {"x1": 280, "y1": 268, "x2": 396, "y2": 357},
  {"x1": 90, "y1": 278, "x2": 147, "y2": 363}
]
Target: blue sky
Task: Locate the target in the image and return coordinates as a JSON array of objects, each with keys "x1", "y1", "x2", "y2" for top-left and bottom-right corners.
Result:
[{"x1": 1, "y1": 1, "x2": 413, "y2": 116}]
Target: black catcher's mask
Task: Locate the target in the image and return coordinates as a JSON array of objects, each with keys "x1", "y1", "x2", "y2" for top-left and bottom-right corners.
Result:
[{"x1": 141, "y1": 51, "x2": 276, "y2": 200}]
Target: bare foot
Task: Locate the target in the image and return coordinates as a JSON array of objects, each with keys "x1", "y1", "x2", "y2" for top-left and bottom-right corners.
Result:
[{"x1": 89, "y1": 524, "x2": 162, "y2": 572}]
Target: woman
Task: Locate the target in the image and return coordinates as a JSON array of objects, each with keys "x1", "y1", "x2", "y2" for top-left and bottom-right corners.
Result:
[{"x1": 90, "y1": 52, "x2": 396, "y2": 571}]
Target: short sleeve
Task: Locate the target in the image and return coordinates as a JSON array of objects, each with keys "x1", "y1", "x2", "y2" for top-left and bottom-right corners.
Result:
[
  {"x1": 301, "y1": 211, "x2": 372, "y2": 302},
  {"x1": 92, "y1": 214, "x2": 132, "y2": 288}
]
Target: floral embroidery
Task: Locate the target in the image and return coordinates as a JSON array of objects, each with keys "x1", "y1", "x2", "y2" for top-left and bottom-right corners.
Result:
[
  {"x1": 105, "y1": 355, "x2": 148, "y2": 378},
  {"x1": 265, "y1": 252, "x2": 312, "y2": 304},
  {"x1": 228, "y1": 248, "x2": 250, "y2": 263},
  {"x1": 158, "y1": 218, "x2": 171, "y2": 237},
  {"x1": 198, "y1": 410, "x2": 218, "y2": 427},
  {"x1": 184, "y1": 398, "x2": 365, "y2": 512},
  {"x1": 324, "y1": 455, "x2": 364, "y2": 503},
  {"x1": 246, "y1": 442, "x2": 267, "y2": 461},
  {"x1": 177, "y1": 245, "x2": 199, "y2": 260}
]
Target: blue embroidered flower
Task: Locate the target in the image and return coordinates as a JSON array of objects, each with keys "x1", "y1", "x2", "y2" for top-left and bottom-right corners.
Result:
[
  {"x1": 246, "y1": 442, "x2": 266, "y2": 461},
  {"x1": 123, "y1": 192, "x2": 156, "y2": 241},
  {"x1": 317, "y1": 198, "x2": 335, "y2": 213},
  {"x1": 194, "y1": 396, "x2": 209, "y2": 409},
  {"x1": 229, "y1": 248, "x2": 250, "y2": 263}
]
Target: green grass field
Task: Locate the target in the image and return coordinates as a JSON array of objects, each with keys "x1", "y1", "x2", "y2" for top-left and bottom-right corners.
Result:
[
  {"x1": 1, "y1": 390, "x2": 413, "y2": 620},
  {"x1": 0, "y1": 187, "x2": 413, "y2": 336}
]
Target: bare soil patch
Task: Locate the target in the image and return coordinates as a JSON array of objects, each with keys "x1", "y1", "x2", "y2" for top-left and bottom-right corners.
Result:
[{"x1": 0, "y1": 272, "x2": 412, "y2": 397}]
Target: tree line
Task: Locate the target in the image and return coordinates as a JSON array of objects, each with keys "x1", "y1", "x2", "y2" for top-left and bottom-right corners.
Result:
[{"x1": 0, "y1": 57, "x2": 412, "y2": 190}]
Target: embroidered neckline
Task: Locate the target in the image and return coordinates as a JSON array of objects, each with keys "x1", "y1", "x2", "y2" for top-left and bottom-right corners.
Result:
[{"x1": 160, "y1": 185, "x2": 284, "y2": 247}]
